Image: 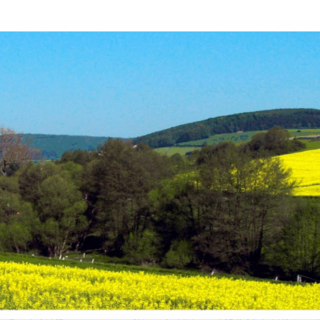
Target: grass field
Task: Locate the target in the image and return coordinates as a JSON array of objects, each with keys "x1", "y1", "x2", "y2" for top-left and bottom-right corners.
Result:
[
  {"x1": 154, "y1": 146, "x2": 200, "y2": 157},
  {"x1": 302, "y1": 139, "x2": 320, "y2": 151},
  {"x1": 176, "y1": 130, "x2": 261, "y2": 147},
  {"x1": 154, "y1": 128, "x2": 320, "y2": 157}
]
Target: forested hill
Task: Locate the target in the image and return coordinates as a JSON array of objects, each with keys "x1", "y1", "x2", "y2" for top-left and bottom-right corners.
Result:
[
  {"x1": 19, "y1": 134, "x2": 127, "y2": 161},
  {"x1": 132, "y1": 108, "x2": 320, "y2": 148}
]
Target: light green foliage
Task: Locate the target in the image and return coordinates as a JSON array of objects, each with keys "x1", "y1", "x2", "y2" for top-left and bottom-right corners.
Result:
[
  {"x1": 37, "y1": 172, "x2": 87, "y2": 256},
  {"x1": 148, "y1": 173, "x2": 194, "y2": 210},
  {"x1": 0, "y1": 198, "x2": 38, "y2": 253},
  {"x1": 177, "y1": 131, "x2": 262, "y2": 147},
  {"x1": 155, "y1": 147, "x2": 199, "y2": 157},
  {"x1": 17, "y1": 161, "x2": 89, "y2": 256},
  {"x1": 0, "y1": 175, "x2": 20, "y2": 194},
  {"x1": 122, "y1": 229, "x2": 160, "y2": 265},
  {"x1": 163, "y1": 239, "x2": 194, "y2": 269},
  {"x1": 58, "y1": 161, "x2": 84, "y2": 186}
]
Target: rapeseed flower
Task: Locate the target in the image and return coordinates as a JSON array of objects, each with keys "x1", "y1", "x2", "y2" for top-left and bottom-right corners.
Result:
[{"x1": 0, "y1": 261, "x2": 319, "y2": 309}]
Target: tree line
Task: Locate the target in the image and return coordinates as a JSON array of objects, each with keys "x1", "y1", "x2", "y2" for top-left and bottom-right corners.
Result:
[
  {"x1": 132, "y1": 108, "x2": 320, "y2": 148},
  {"x1": 1, "y1": 126, "x2": 320, "y2": 281}
]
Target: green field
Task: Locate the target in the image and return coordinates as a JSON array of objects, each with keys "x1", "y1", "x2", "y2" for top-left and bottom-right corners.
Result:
[
  {"x1": 287, "y1": 128, "x2": 320, "y2": 137},
  {"x1": 176, "y1": 130, "x2": 262, "y2": 147},
  {"x1": 154, "y1": 128, "x2": 320, "y2": 157},
  {"x1": 301, "y1": 140, "x2": 320, "y2": 151},
  {"x1": 155, "y1": 146, "x2": 201, "y2": 157}
]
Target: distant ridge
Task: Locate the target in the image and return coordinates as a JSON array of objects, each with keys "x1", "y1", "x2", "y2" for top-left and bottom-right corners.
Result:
[
  {"x1": 12, "y1": 108, "x2": 320, "y2": 160},
  {"x1": 19, "y1": 134, "x2": 128, "y2": 161},
  {"x1": 132, "y1": 108, "x2": 320, "y2": 148}
]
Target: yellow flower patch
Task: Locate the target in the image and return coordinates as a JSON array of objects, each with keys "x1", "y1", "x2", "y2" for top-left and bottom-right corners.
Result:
[
  {"x1": 278, "y1": 149, "x2": 320, "y2": 196},
  {"x1": 0, "y1": 261, "x2": 319, "y2": 309}
]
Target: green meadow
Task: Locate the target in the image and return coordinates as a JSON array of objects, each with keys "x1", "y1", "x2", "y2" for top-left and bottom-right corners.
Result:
[{"x1": 155, "y1": 128, "x2": 320, "y2": 157}]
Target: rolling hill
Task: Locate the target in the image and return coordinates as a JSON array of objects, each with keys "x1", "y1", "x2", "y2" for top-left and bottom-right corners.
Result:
[
  {"x1": 8, "y1": 108, "x2": 320, "y2": 161},
  {"x1": 19, "y1": 134, "x2": 127, "y2": 161},
  {"x1": 132, "y1": 108, "x2": 320, "y2": 148}
]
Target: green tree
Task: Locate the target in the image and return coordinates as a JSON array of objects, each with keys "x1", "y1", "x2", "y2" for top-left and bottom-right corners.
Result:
[
  {"x1": 79, "y1": 139, "x2": 173, "y2": 255},
  {"x1": 196, "y1": 141, "x2": 238, "y2": 166},
  {"x1": 0, "y1": 193, "x2": 38, "y2": 253},
  {"x1": 36, "y1": 173, "x2": 87, "y2": 257},
  {"x1": 264, "y1": 126, "x2": 291, "y2": 153},
  {"x1": 274, "y1": 199, "x2": 320, "y2": 276},
  {"x1": 0, "y1": 174, "x2": 20, "y2": 194},
  {"x1": 148, "y1": 171, "x2": 202, "y2": 261},
  {"x1": 244, "y1": 126, "x2": 305, "y2": 158},
  {"x1": 162, "y1": 239, "x2": 194, "y2": 269},
  {"x1": 18, "y1": 161, "x2": 59, "y2": 206},
  {"x1": 56, "y1": 149, "x2": 97, "y2": 167},
  {"x1": 18, "y1": 161, "x2": 88, "y2": 256},
  {"x1": 0, "y1": 189, "x2": 22, "y2": 224},
  {"x1": 122, "y1": 229, "x2": 161, "y2": 265},
  {"x1": 192, "y1": 147, "x2": 297, "y2": 274}
]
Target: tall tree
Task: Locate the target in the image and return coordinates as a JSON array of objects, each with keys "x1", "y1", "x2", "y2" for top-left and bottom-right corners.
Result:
[
  {"x1": 36, "y1": 172, "x2": 87, "y2": 257},
  {"x1": 0, "y1": 127, "x2": 44, "y2": 176},
  {"x1": 273, "y1": 199, "x2": 320, "y2": 277},
  {"x1": 79, "y1": 139, "x2": 173, "y2": 255},
  {"x1": 192, "y1": 147, "x2": 297, "y2": 274},
  {"x1": 243, "y1": 126, "x2": 306, "y2": 157}
]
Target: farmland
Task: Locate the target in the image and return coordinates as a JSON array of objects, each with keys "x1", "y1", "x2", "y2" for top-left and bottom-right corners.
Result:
[
  {"x1": 0, "y1": 260, "x2": 318, "y2": 310},
  {"x1": 2, "y1": 127, "x2": 320, "y2": 310},
  {"x1": 278, "y1": 149, "x2": 320, "y2": 196},
  {"x1": 155, "y1": 128, "x2": 320, "y2": 157},
  {"x1": 170, "y1": 149, "x2": 320, "y2": 197}
]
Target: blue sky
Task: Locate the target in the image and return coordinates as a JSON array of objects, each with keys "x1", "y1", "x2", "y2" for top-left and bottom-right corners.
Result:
[{"x1": 1, "y1": 32, "x2": 320, "y2": 138}]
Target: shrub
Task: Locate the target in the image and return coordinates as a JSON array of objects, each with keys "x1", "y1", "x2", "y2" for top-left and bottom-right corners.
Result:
[
  {"x1": 162, "y1": 239, "x2": 194, "y2": 269},
  {"x1": 122, "y1": 229, "x2": 160, "y2": 265}
]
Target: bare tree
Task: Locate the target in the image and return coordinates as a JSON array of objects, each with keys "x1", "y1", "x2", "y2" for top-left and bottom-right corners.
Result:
[{"x1": 0, "y1": 127, "x2": 44, "y2": 176}]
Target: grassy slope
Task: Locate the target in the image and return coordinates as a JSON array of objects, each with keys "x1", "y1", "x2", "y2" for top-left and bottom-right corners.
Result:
[
  {"x1": 155, "y1": 128, "x2": 320, "y2": 157},
  {"x1": 132, "y1": 108, "x2": 320, "y2": 147},
  {"x1": 0, "y1": 252, "x2": 300, "y2": 286},
  {"x1": 303, "y1": 140, "x2": 320, "y2": 151}
]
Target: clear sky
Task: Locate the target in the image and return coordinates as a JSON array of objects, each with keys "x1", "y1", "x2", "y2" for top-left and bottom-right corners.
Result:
[{"x1": 1, "y1": 32, "x2": 320, "y2": 138}]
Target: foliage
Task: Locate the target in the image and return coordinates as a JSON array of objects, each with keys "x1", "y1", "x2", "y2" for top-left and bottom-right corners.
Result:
[
  {"x1": 55, "y1": 149, "x2": 98, "y2": 166},
  {"x1": 79, "y1": 139, "x2": 174, "y2": 255},
  {"x1": 2, "y1": 130, "x2": 320, "y2": 280},
  {"x1": 273, "y1": 199, "x2": 320, "y2": 276},
  {"x1": 122, "y1": 229, "x2": 161, "y2": 265},
  {"x1": 132, "y1": 108, "x2": 320, "y2": 148},
  {"x1": 162, "y1": 239, "x2": 194, "y2": 269},
  {"x1": 243, "y1": 126, "x2": 306, "y2": 157}
]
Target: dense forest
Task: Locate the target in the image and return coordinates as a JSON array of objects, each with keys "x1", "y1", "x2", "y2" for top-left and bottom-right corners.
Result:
[
  {"x1": 132, "y1": 108, "x2": 320, "y2": 148},
  {"x1": 2, "y1": 126, "x2": 319, "y2": 281}
]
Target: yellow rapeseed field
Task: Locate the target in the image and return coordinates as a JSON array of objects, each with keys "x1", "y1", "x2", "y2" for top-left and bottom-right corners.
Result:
[
  {"x1": 174, "y1": 149, "x2": 320, "y2": 197},
  {"x1": 0, "y1": 261, "x2": 319, "y2": 310},
  {"x1": 278, "y1": 149, "x2": 320, "y2": 196}
]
